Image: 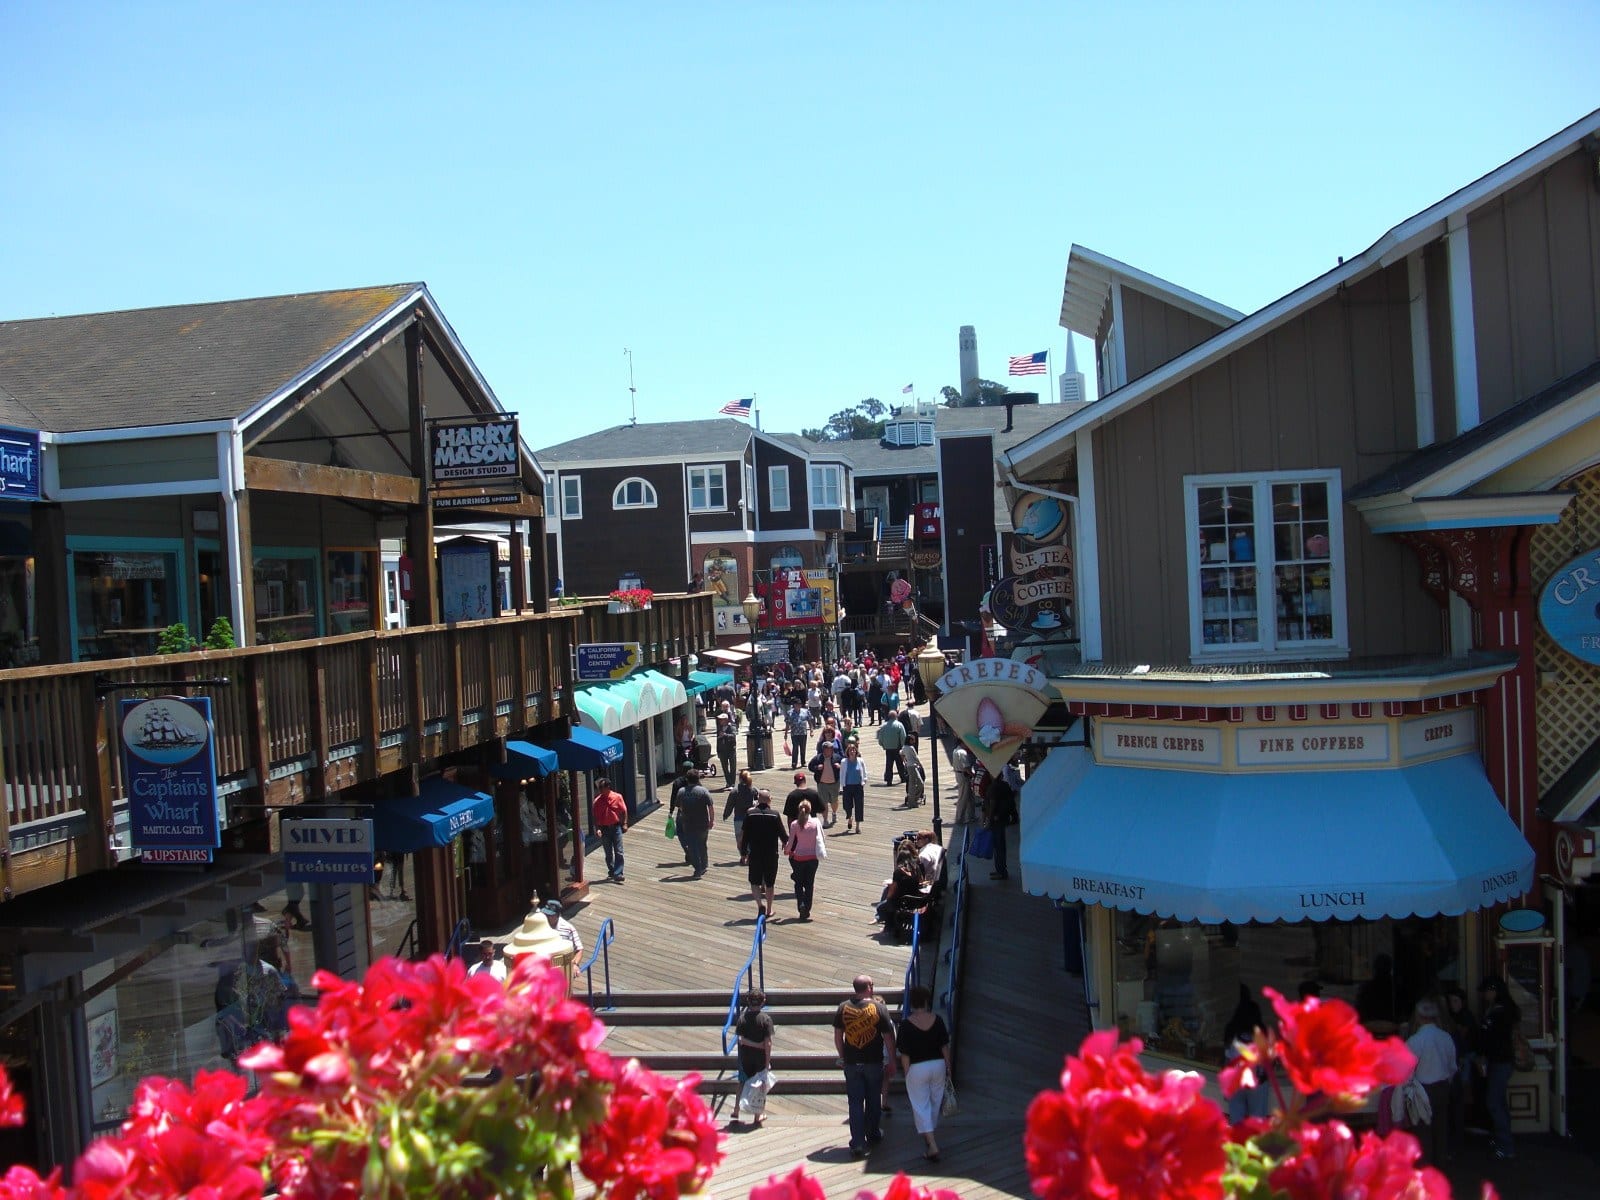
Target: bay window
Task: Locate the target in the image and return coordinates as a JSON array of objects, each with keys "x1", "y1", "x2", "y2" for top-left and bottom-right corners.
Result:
[
  {"x1": 1185, "y1": 471, "x2": 1344, "y2": 657},
  {"x1": 688, "y1": 465, "x2": 726, "y2": 512},
  {"x1": 810, "y1": 464, "x2": 843, "y2": 509}
]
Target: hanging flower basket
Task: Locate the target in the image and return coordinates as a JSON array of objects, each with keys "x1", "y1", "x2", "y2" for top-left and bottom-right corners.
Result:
[{"x1": 608, "y1": 587, "x2": 653, "y2": 613}]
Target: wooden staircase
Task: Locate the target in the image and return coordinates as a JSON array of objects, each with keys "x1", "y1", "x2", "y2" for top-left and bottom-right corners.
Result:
[
  {"x1": 593, "y1": 987, "x2": 904, "y2": 1095},
  {"x1": 877, "y1": 522, "x2": 909, "y2": 563}
]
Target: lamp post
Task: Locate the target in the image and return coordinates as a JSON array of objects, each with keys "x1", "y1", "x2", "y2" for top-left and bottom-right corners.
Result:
[
  {"x1": 741, "y1": 588, "x2": 761, "y2": 661},
  {"x1": 915, "y1": 641, "x2": 948, "y2": 845}
]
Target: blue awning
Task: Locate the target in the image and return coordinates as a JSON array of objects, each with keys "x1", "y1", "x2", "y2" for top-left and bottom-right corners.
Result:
[
  {"x1": 1021, "y1": 748, "x2": 1534, "y2": 924},
  {"x1": 373, "y1": 777, "x2": 496, "y2": 854},
  {"x1": 552, "y1": 725, "x2": 624, "y2": 770},
  {"x1": 492, "y1": 739, "x2": 560, "y2": 782},
  {"x1": 686, "y1": 669, "x2": 734, "y2": 697}
]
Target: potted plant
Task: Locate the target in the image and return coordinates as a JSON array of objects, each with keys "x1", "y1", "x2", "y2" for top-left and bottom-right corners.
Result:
[{"x1": 607, "y1": 587, "x2": 653, "y2": 613}]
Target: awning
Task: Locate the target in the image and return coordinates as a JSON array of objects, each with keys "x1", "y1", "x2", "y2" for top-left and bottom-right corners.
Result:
[
  {"x1": 491, "y1": 739, "x2": 560, "y2": 782},
  {"x1": 705, "y1": 648, "x2": 752, "y2": 664},
  {"x1": 1022, "y1": 748, "x2": 1534, "y2": 924},
  {"x1": 374, "y1": 777, "x2": 496, "y2": 854},
  {"x1": 635, "y1": 669, "x2": 689, "y2": 714},
  {"x1": 573, "y1": 688, "x2": 626, "y2": 734},
  {"x1": 687, "y1": 669, "x2": 735, "y2": 696},
  {"x1": 552, "y1": 726, "x2": 624, "y2": 771}
]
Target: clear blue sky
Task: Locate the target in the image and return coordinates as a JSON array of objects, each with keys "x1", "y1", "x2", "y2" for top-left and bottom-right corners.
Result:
[{"x1": 2, "y1": 2, "x2": 1596, "y2": 448}]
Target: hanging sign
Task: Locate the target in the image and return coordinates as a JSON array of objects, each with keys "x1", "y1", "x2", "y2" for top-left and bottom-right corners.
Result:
[
  {"x1": 1538, "y1": 546, "x2": 1600, "y2": 666},
  {"x1": 0, "y1": 427, "x2": 40, "y2": 502},
  {"x1": 577, "y1": 642, "x2": 641, "y2": 682},
  {"x1": 427, "y1": 415, "x2": 520, "y2": 485},
  {"x1": 119, "y1": 696, "x2": 221, "y2": 852},
  {"x1": 284, "y1": 818, "x2": 377, "y2": 884},
  {"x1": 933, "y1": 657, "x2": 1052, "y2": 776}
]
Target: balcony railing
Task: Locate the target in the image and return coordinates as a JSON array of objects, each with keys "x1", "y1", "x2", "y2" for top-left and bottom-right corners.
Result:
[{"x1": 0, "y1": 593, "x2": 714, "y2": 901}]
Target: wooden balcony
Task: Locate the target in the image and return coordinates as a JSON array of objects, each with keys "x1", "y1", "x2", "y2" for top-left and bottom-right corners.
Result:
[{"x1": 0, "y1": 593, "x2": 714, "y2": 903}]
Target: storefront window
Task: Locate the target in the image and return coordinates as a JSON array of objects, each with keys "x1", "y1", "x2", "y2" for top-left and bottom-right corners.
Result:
[
  {"x1": 0, "y1": 555, "x2": 38, "y2": 667},
  {"x1": 1111, "y1": 912, "x2": 1460, "y2": 1065},
  {"x1": 254, "y1": 549, "x2": 320, "y2": 644},
  {"x1": 326, "y1": 549, "x2": 375, "y2": 635},
  {"x1": 70, "y1": 544, "x2": 183, "y2": 660}
]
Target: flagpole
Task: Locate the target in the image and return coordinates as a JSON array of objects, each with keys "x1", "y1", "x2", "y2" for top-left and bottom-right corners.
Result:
[
  {"x1": 753, "y1": 393, "x2": 760, "y2": 432},
  {"x1": 1047, "y1": 349, "x2": 1055, "y2": 406}
]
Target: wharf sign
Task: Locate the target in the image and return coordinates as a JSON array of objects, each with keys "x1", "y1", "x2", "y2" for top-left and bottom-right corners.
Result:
[
  {"x1": 0, "y1": 427, "x2": 40, "y2": 501},
  {"x1": 284, "y1": 818, "x2": 377, "y2": 885},
  {"x1": 934, "y1": 657, "x2": 1052, "y2": 776},
  {"x1": 1538, "y1": 546, "x2": 1600, "y2": 666},
  {"x1": 427, "y1": 415, "x2": 520, "y2": 485},
  {"x1": 119, "y1": 696, "x2": 221, "y2": 855}
]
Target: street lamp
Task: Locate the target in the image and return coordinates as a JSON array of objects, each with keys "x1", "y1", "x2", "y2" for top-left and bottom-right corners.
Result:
[
  {"x1": 915, "y1": 641, "x2": 948, "y2": 845},
  {"x1": 741, "y1": 589, "x2": 761, "y2": 642}
]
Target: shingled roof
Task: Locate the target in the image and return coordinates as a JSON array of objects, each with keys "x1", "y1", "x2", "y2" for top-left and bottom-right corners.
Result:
[
  {"x1": 538, "y1": 418, "x2": 755, "y2": 463},
  {"x1": 0, "y1": 284, "x2": 421, "y2": 433}
]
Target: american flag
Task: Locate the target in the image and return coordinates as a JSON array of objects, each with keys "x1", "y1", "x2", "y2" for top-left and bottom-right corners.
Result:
[
  {"x1": 1008, "y1": 351, "x2": 1047, "y2": 376},
  {"x1": 719, "y1": 397, "x2": 754, "y2": 417},
  {"x1": 901, "y1": 383, "x2": 914, "y2": 394}
]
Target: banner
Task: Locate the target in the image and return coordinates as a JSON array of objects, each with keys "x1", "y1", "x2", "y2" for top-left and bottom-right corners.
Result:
[
  {"x1": 757, "y1": 568, "x2": 837, "y2": 629},
  {"x1": 119, "y1": 696, "x2": 221, "y2": 852}
]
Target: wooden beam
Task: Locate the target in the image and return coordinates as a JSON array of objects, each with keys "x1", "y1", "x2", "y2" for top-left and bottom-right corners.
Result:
[
  {"x1": 406, "y1": 325, "x2": 439, "y2": 624},
  {"x1": 244, "y1": 456, "x2": 421, "y2": 506}
]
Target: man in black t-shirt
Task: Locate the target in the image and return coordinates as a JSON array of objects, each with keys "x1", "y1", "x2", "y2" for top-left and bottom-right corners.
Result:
[
  {"x1": 784, "y1": 773, "x2": 821, "y2": 827},
  {"x1": 740, "y1": 790, "x2": 786, "y2": 919},
  {"x1": 833, "y1": 974, "x2": 896, "y2": 1156}
]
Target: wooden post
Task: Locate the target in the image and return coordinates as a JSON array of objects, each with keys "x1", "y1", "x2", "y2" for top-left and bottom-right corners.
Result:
[
  {"x1": 231, "y1": 490, "x2": 257, "y2": 645},
  {"x1": 362, "y1": 638, "x2": 383, "y2": 779},
  {"x1": 405, "y1": 324, "x2": 438, "y2": 625},
  {"x1": 32, "y1": 504, "x2": 70, "y2": 664},
  {"x1": 307, "y1": 646, "x2": 330, "y2": 800},
  {"x1": 245, "y1": 656, "x2": 273, "y2": 804},
  {"x1": 509, "y1": 522, "x2": 527, "y2": 614},
  {"x1": 77, "y1": 684, "x2": 115, "y2": 874}
]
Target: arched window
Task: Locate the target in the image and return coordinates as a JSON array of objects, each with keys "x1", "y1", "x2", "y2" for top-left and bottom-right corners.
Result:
[{"x1": 612, "y1": 477, "x2": 658, "y2": 509}]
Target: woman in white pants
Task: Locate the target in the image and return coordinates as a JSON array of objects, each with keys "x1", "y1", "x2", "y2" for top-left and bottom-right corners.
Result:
[{"x1": 895, "y1": 985, "x2": 952, "y2": 1162}]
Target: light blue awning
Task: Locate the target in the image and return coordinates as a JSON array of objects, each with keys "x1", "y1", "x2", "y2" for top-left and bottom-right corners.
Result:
[
  {"x1": 686, "y1": 669, "x2": 734, "y2": 697},
  {"x1": 1021, "y1": 748, "x2": 1534, "y2": 924}
]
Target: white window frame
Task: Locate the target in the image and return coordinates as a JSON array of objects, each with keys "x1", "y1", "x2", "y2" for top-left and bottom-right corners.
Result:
[
  {"x1": 543, "y1": 476, "x2": 556, "y2": 513},
  {"x1": 1182, "y1": 469, "x2": 1347, "y2": 661},
  {"x1": 768, "y1": 465, "x2": 791, "y2": 511},
  {"x1": 687, "y1": 465, "x2": 727, "y2": 513},
  {"x1": 560, "y1": 476, "x2": 582, "y2": 520},
  {"x1": 611, "y1": 477, "x2": 658, "y2": 510},
  {"x1": 810, "y1": 464, "x2": 843, "y2": 509}
]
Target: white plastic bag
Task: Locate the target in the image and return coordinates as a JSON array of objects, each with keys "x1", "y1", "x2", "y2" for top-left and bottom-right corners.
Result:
[{"x1": 737, "y1": 1068, "x2": 776, "y2": 1120}]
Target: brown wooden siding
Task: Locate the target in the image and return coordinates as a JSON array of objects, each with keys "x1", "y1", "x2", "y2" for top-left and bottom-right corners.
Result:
[
  {"x1": 1092, "y1": 264, "x2": 1441, "y2": 664},
  {"x1": 1424, "y1": 239, "x2": 1457, "y2": 442},
  {"x1": 1470, "y1": 149, "x2": 1600, "y2": 422},
  {"x1": 1120, "y1": 286, "x2": 1231, "y2": 383},
  {"x1": 938, "y1": 434, "x2": 996, "y2": 629},
  {"x1": 753, "y1": 441, "x2": 809, "y2": 527},
  {"x1": 560, "y1": 463, "x2": 687, "y2": 595}
]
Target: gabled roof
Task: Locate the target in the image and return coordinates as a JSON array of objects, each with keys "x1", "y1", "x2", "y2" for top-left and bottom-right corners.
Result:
[
  {"x1": 537, "y1": 418, "x2": 754, "y2": 465},
  {"x1": 0, "y1": 285, "x2": 422, "y2": 433},
  {"x1": 797, "y1": 402, "x2": 1089, "y2": 478},
  {"x1": 1007, "y1": 107, "x2": 1600, "y2": 479},
  {"x1": 1060, "y1": 245, "x2": 1242, "y2": 338}
]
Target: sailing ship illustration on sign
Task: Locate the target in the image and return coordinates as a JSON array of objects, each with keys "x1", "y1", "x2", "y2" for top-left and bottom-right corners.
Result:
[{"x1": 120, "y1": 698, "x2": 210, "y2": 765}]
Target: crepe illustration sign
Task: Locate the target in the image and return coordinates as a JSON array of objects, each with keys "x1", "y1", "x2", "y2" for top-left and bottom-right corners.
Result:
[{"x1": 934, "y1": 657, "x2": 1052, "y2": 776}]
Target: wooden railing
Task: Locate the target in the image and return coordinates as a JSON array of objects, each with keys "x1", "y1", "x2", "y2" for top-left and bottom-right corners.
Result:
[{"x1": 0, "y1": 593, "x2": 714, "y2": 901}]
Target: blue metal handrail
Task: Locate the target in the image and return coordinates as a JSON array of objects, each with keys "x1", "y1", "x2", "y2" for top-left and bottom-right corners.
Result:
[
  {"x1": 577, "y1": 918, "x2": 616, "y2": 1010},
  {"x1": 719, "y1": 914, "x2": 767, "y2": 1055},
  {"x1": 937, "y1": 823, "x2": 973, "y2": 1038},
  {"x1": 443, "y1": 917, "x2": 473, "y2": 961},
  {"x1": 900, "y1": 910, "x2": 923, "y2": 1017}
]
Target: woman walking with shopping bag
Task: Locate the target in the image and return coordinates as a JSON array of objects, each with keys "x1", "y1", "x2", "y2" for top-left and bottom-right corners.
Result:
[
  {"x1": 734, "y1": 988, "x2": 775, "y2": 1127},
  {"x1": 896, "y1": 985, "x2": 952, "y2": 1162}
]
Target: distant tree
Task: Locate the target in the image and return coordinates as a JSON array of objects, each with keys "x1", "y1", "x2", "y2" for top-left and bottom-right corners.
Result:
[
  {"x1": 802, "y1": 397, "x2": 888, "y2": 441},
  {"x1": 940, "y1": 380, "x2": 1012, "y2": 408}
]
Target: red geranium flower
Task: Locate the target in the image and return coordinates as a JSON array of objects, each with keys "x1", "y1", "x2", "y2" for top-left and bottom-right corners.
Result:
[
  {"x1": 861, "y1": 1174, "x2": 964, "y2": 1200},
  {"x1": 1266, "y1": 988, "x2": 1415, "y2": 1101},
  {"x1": 579, "y1": 1060, "x2": 722, "y2": 1199},
  {"x1": 0, "y1": 1165, "x2": 67, "y2": 1200},
  {"x1": 1270, "y1": 1121, "x2": 1450, "y2": 1200},
  {"x1": 749, "y1": 1165, "x2": 828, "y2": 1200},
  {"x1": 0, "y1": 1066, "x2": 23, "y2": 1129}
]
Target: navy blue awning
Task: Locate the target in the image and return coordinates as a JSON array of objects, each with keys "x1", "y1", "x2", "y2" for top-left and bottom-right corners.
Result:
[
  {"x1": 373, "y1": 777, "x2": 496, "y2": 853},
  {"x1": 553, "y1": 726, "x2": 624, "y2": 770},
  {"x1": 492, "y1": 739, "x2": 560, "y2": 782}
]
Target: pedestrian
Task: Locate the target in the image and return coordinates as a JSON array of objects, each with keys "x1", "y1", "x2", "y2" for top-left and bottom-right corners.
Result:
[
  {"x1": 668, "y1": 759, "x2": 697, "y2": 865},
  {"x1": 809, "y1": 739, "x2": 842, "y2": 827},
  {"x1": 740, "y1": 789, "x2": 785, "y2": 920},
  {"x1": 876, "y1": 710, "x2": 907, "y2": 786},
  {"x1": 715, "y1": 714, "x2": 738, "y2": 784},
  {"x1": 467, "y1": 938, "x2": 506, "y2": 983},
  {"x1": 896, "y1": 985, "x2": 951, "y2": 1162},
  {"x1": 676, "y1": 769, "x2": 716, "y2": 879},
  {"x1": 723, "y1": 769, "x2": 758, "y2": 865},
  {"x1": 784, "y1": 771, "x2": 821, "y2": 829},
  {"x1": 900, "y1": 736, "x2": 925, "y2": 808},
  {"x1": 734, "y1": 989, "x2": 775, "y2": 1128},
  {"x1": 786, "y1": 701, "x2": 812, "y2": 769},
  {"x1": 866, "y1": 673, "x2": 883, "y2": 725},
  {"x1": 985, "y1": 764, "x2": 1018, "y2": 880},
  {"x1": 591, "y1": 776, "x2": 628, "y2": 884},
  {"x1": 950, "y1": 744, "x2": 974, "y2": 824},
  {"x1": 1404, "y1": 998, "x2": 1457, "y2": 1168},
  {"x1": 833, "y1": 974, "x2": 896, "y2": 1158},
  {"x1": 1476, "y1": 976, "x2": 1520, "y2": 1159},
  {"x1": 1222, "y1": 986, "x2": 1271, "y2": 1122},
  {"x1": 782, "y1": 799, "x2": 826, "y2": 921},
  {"x1": 538, "y1": 899, "x2": 584, "y2": 959},
  {"x1": 840, "y1": 741, "x2": 868, "y2": 833}
]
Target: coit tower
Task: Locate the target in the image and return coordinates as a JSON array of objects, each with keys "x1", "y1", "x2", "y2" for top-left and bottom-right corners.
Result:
[{"x1": 958, "y1": 325, "x2": 979, "y2": 403}]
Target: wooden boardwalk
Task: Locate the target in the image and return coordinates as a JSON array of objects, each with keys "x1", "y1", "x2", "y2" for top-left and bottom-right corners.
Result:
[{"x1": 491, "y1": 720, "x2": 1089, "y2": 1199}]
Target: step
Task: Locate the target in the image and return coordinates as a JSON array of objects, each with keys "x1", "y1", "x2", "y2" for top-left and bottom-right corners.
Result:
[
  {"x1": 694, "y1": 1074, "x2": 849, "y2": 1096},
  {"x1": 600, "y1": 1006, "x2": 842, "y2": 1027},
  {"x1": 624, "y1": 1052, "x2": 844, "y2": 1073},
  {"x1": 592, "y1": 987, "x2": 902, "y2": 1009}
]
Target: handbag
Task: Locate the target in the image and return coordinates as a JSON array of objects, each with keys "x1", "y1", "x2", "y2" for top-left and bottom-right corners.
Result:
[
  {"x1": 664, "y1": 814, "x2": 677, "y2": 839},
  {"x1": 969, "y1": 827, "x2": 994, "y2": 859},
  {"x1": 816, "y1": 828, "x2": 828, "y2": 860},
  {"x1": 940, "y1": 1078, "x2": 958, "y2": 1117}
]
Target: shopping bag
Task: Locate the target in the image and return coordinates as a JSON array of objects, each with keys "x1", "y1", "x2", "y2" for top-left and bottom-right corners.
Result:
[
  {"x1": 941, "y1": 1078, "x2": 958, "y2": 1117},
  {"x1": 665, "y1": 814, "x2": 677, "y2": 839},
  {"x1": 783, "y1": 738, "x2": 792, "y2": 757},
  {"x1": 969, "y1": 827, "x2": 994, "y2": 859},
  {"x1": 737, "y1": 1068, "x2": 776, "y2": 1120}
]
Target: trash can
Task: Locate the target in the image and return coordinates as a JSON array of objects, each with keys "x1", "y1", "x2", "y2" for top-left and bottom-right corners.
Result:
[{"x1": 745, "y1": 721, "x2": 772, "y2": 772}]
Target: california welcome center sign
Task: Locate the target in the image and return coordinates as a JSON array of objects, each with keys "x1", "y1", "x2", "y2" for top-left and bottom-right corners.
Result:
[
  {"x1": 935, "y1": 657, "x2": 1053, "y2": 777},
  {"x1": 119, "y1": 696, "x2": 222, "y2": 857}
]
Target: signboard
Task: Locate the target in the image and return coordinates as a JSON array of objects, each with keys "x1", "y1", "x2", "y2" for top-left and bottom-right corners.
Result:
[
  {"x1": 979, "y1": 545, "x2": 999, "y2": 591},
  {"x1": 1399, "y1": 709, "x2": 1477, "y2": 761},
  {"x1": 577, "y1": 642, "x2": 641, "y2": 682},
  {"x1": 438, "y1": 538, "x2": 498, "y2": 622},
  {"x1": 1538, "y1": 546, "x2": 1600, "y2": 666},
  {"x1": 755, "y1": 638, "x2": 790, "y2": 665},
  {"x1": 1236, "y1": 724, "x2": 1390, "y2": 767},
  {"x1": 757, "y1": 568, "x2": 837, "y2": 629},
  {"x1": 1097, "y1": 721, "x2": 1223, "y2": 767},
  {"x1": 284, "y1": 818, "x2": 377, "y2": 884},
  {"x1": 933, "y1": 657, "x2": 1052, "y2": 776},
  {"x1": 0, "y1": 427, "x2": 40, "y2": 502},
  {"x1": 427, "y1": 415, "x2": 520, "y2": 486},
  {"x1": 118, "y1": 696, "x2": 221, "y2": 851},
  {"x1": 433, "y1": 491, "x2": 522, "y2": 510},
  {"x1": 140, "y1": 847, "x2": 214, "y2": 864},
  {"x1": 994, "y1": 492, "x2": 1074, "y2": 637}
]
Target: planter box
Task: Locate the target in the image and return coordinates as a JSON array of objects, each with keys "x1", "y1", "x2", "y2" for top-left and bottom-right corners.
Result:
[{"x1": 607, "y1": 602, "x2": 651, "y2": 614}]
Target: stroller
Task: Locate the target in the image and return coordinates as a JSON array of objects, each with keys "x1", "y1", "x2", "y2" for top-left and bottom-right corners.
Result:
[{"x1": 691, "y1": 733, "x2": 718, "y2": 779}]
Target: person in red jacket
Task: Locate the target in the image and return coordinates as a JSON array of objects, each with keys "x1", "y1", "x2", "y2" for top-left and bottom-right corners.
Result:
[{"x1": 591, "y1": 777, "x2": 628, "y2": 883}]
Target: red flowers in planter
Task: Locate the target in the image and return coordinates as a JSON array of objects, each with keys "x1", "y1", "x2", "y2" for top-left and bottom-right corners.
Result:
[{"x1": 610, "y1": 588, "x2": 654, "y2": 609}]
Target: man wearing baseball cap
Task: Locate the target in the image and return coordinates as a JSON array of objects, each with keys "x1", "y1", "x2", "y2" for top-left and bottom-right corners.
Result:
[{"x1": 784, "y1": 771, "x2": 821, "y2": 829}]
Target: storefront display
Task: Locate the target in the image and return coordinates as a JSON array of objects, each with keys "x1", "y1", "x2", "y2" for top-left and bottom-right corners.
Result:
[
  {"x1": 69, "y1": 542, "x2": 184, "y2": 660},
  {"x1": 253, "y1": 549, "x2": 320, "y2": 644},
  {"x1": 1196, "y1": 480, "x2": 1334, "y2": 648},
  {"x1": 326, "y1": 549, "x2": 376, "y2": 635}
]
